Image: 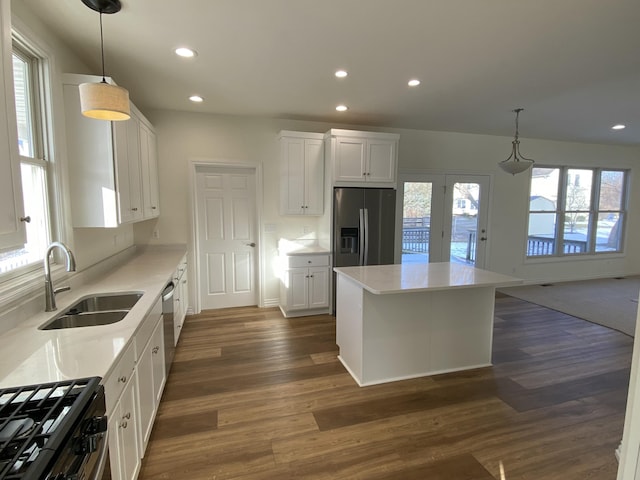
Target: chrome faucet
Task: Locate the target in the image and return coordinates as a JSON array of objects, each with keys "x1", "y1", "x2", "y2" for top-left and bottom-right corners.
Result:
[{"x1": 44, "y1": 242, "x2": 77, "y2": 312}]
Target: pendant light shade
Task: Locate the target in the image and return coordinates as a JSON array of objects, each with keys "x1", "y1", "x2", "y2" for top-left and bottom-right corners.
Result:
[
  {"x1": 498, "y1": 108, "x2": 534, "y2": 175},
  {"x1": 79, "y1": 0, "x2": 130, "y2": 121},
  {"x1": 79, "y1": 81, "x2": 130, "y2": 120}
]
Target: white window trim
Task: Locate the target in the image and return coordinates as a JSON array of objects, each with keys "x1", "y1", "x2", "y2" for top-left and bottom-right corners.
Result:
[
  {"x1": 526, "y1": 165, "x2": 629, "y2": 260},
  {"x1": 0, "y1": 15, "x2": 73, "y2": 306}
]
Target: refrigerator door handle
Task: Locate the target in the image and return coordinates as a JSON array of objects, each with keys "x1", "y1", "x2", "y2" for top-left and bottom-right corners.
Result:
[
  {"x1": 363, "y1": 208, "x2": 369, "y2": 265},
  {"x1": 358, "y1": 208, "x2": 366, "y2": 265}
]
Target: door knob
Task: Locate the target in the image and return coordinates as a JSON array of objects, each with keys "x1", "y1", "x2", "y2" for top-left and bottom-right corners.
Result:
[{"x1": 245, "y1": 242, "x2": 256, "y2": 247}]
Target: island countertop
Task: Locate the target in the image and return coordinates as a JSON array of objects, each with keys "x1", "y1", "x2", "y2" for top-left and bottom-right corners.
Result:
[{"x1": 333, "y1": 262, "x2": 522, "y2": 295}]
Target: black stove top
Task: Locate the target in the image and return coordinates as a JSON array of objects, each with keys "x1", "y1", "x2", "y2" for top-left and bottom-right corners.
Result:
[{"x1": 0, "y1": 377, "x2": 101, "y2": 480}]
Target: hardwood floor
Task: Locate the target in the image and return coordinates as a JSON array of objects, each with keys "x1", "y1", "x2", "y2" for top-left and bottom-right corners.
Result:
[{"x1": 138, "y1": 294, "x2": 633, "y2": 479}]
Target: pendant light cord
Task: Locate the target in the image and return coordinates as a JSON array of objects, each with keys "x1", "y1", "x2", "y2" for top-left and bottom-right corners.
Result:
[{"x1": 99, "y1": 11, "x2": 106, "y2": 83}]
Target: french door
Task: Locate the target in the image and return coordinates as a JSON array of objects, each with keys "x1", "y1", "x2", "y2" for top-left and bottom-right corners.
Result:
[{"x1": 399, "y1": 173, "x2": 490, "y2": 268}]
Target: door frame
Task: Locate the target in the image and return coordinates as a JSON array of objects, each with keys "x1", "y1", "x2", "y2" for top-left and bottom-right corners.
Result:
[
  {"x1": 395, "y1": 169, "x2": 493, "y2": 268},
  {"x1": 189, "y1": 158, "x2": 263, "y2": 314}
]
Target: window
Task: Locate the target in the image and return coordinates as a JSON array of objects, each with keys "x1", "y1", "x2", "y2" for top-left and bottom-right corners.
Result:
[
  {"x1": 527, "y1": 166, "x2": 628, "y2": 257},
  {"x1": 0, "y1": 38, "x2": 53, "y2": 276}
]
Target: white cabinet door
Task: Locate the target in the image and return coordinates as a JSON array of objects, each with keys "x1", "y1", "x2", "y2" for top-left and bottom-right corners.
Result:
[
  {"x1": 308, "y1": 266, "x2": 329, "y2": 309},
  {"x1": 140, "y1": 120, "x2": 160, "y2": 219},
  {"x1": 334, "y1": 137, "x2": 366, "y2": 182},
  {"x1": 113, "y1": 112, "x2": 143, "y2": 224},
  {"x1": 287, "y1": 268, "x2": 309, "y2": 311},
  {"x1": 109, "y1": 372, "x2": 140, "y2": 480},
  {"x1": 366, "y1": 139, "x2": 397, "y2": 183},
  {"x1": 279, "y1": 133, "x2": 324, "y2": 215},
  {"x1": 137, "y1": 317, "x2": 165, "y2": 451},
  {"x1": 0, "y1": 0, "x2": 26, "y2": 251},
  {"x1": 304, "y1": 139, "x2": 324, "y2": 215}
]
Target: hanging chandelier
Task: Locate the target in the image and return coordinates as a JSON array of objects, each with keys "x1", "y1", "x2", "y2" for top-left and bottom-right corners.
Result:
[
  {"x1": 78, "y1": 0, "x2": 130, "y2": 121},
  {"x1": 498, "y1": 108, "x2": 535, "y2": 175}
]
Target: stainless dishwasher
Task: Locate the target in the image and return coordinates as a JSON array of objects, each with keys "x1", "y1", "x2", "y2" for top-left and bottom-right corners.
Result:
[{"x1": 162, "y1": 281, "x2": 175, "y2": 374}]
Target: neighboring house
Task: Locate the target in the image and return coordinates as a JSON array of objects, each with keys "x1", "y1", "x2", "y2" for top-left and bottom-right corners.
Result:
[{"x1": 528, "y1": 195, "x2": 555, "y2": 235}]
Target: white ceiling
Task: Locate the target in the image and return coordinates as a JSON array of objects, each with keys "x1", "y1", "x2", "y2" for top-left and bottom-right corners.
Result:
[{"x1": 20, "y1": 0, "x2": 640, "y2": 145}]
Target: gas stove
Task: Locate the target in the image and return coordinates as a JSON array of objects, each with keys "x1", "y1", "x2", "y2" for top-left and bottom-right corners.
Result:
[{"x1": 0, "y1": 377, "x2": 108, "y2": 480}]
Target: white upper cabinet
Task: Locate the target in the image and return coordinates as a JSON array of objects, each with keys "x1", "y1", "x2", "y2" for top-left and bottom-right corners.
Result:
[
  {"x1": 279, "y1": 131, "x2": 325, "y2": 215},
  {"x1": 139, "y1": 117, "x2": 160, "y2": 219},
  {"x1": 0, "y1": 0, "x2": 27, "y2": 250},
  {"x1": 326, "y1": 129, "x2": 399, "y2": 187},
  {"x1": 62, "y1": 73, "x2": 159, "y2": 227}
]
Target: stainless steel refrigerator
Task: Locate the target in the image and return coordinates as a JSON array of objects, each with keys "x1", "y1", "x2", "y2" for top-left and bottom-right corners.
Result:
[{"x1": 332, "y1": 187, "x2": 396, "y2": 309}]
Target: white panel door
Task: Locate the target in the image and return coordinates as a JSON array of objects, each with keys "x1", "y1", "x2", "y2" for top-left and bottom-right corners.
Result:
[{"x1": 196, "y1": 166, "x2": 257, "y2": 309}]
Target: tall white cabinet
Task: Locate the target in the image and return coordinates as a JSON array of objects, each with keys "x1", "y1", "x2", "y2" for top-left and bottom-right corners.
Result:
[
  {"x1": 0, "y1": 0, "x2": 27, "y2": 251},
  {"x1": 62, "y1": 74, "x2": 160, "y2": 227},
  {"x1": 279, "y1": 131, "x2": 325, "y2": 215}
]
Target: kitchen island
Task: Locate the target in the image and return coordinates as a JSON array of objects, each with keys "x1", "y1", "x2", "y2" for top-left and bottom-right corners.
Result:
[{"x1": 334, "y1": 262, "x2": 521, "y2": 386}]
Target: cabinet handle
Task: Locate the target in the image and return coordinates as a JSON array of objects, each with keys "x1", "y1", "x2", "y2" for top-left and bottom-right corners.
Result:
[
  {"x1": 118, "y1": 375, "x2": 127, "y2": 383},
  {"x1": 309, "y1": 275, "x2": 314, "y2": 278},
  {"x1": 123, "y1": 412, "x2": 131, "y2": 420},
  {"x1": 152, "y1": 346, "x2": 159, "y2": 354},
  {"x1": 20, "y1": 216, "x2": 31, "y2": 223},
  {"x1": 120, "y1": 421, "x2": 128, "y2": 429},
  {"x1": 152, "y1": 206, "x2": 157, "y2": 210}
]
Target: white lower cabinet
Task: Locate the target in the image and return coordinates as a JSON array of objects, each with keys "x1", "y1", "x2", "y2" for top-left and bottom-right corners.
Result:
[
  {"x1": 279, "y1": 253, "x2": 330, "y2": 317},
  {"x1": 109, "y1": 370, "x2": 141, "y2": 480},
  {"x1": 136, "y1": 313, "x2": 165, "y2": 451},
  {"x1": 173, "y1": 258, "x2": 188, "y2": 345},
  {"x1": 104, "y1": 295, "x2": 166, "y2": 480}
]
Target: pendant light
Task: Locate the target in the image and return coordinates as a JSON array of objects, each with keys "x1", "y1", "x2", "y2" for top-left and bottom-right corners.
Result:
[
  {"x1": 78, "y1": 0, "x2": 130, "y2": 121},
  {"x1": 498, "y1": 108, "x2": 535, "y2": 175}
]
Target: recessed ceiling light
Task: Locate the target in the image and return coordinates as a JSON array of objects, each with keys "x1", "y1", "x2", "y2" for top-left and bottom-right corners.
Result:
[
  {"x1": 189, "y1": 95, "x2": 204, "y2": 103},
  {"x1": 175, "y1": 47, "x2": 197, "y2": 58},
  {"x1": 612, "y1": 124, "x2": 626, "y2": 130},
  {"x1": 408, "y1": 79, "x2": 421, "y2": 87},
  {"x1": 336, "y1": 105, "x2": 348, "y2": 112},
  {"x1": 335, "y1": 70, "x2": 348, "y2": 78}
]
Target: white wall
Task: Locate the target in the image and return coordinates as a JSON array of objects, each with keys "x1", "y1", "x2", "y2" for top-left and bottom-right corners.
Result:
[{"x1": 134, "y1": 110, "x2": 640, "y2": 307}]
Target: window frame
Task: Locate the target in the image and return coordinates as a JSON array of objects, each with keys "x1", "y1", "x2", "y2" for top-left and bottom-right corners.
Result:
[
  {"x1": 526, "y1": 165, "x2": 629, "y2": 259},
  {"x1": 0, "y1": 24, "x2": 66, "y2": 291}
]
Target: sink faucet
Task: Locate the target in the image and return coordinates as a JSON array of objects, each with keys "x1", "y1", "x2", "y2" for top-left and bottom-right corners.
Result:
[{"x1": 44, "y1": 242, "x2": 77, "y2": 312}]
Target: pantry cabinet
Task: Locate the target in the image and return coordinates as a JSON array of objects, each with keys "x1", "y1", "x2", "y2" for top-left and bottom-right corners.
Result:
[
  {"x1": 173, "y1": 257, "x2": 188, "y2": 344},
  {"x1": 279, "y1": 131, "x2": 325, "y2": 215},
  {"x1": 279, "y1": 253, "x2": 330, "y2": 317},
  {"x1": 62, "y1": 73, "x2": 160, "y2": 227},
  {"x1": 0, "y1": 0, "x2": 26, "y2": 251},
  {"x1": 326, "y1": 129, "x2": 399, "y2": 187}
]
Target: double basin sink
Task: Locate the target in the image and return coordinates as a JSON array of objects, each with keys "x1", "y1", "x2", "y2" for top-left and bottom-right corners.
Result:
[{"x1": 39, "y1": 292, "x2": 143, "y2": 330}]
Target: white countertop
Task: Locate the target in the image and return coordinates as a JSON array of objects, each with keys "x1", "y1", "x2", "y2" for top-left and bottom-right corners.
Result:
[
  {"x1": 0, "y1": 246, "x2": 186, "y2": 388},
  {"x1": 334, "y1": 262, "x2": 522, "y2": 295},
  {"x1": 277, "y1": 238, "x2": 330, "y2": 256}
]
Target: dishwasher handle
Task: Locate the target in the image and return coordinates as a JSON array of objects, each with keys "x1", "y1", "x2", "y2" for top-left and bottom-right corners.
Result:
[{"x1": 162, "y1": 282, "x2": 175, "y2": 302}]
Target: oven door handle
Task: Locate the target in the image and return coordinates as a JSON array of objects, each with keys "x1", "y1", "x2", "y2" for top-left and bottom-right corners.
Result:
[{"x1": 89, "y1": 429, "x2": 110, "y2": 480}]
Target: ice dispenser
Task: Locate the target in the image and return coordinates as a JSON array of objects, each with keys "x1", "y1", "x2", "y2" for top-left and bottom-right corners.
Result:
[{"x1": 340, "y1": 227, "x2": 358, "y2": 254}]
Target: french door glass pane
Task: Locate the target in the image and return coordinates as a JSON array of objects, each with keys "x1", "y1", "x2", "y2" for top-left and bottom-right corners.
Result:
[
  {"x1": 402, "y1": 182, "x2": 431, "y2": 264},
  {"x1": 450, "y1": 182, "x2": 479, "y2": 264}
]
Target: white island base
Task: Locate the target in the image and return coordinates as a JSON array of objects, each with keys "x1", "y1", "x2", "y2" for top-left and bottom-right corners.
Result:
[{"x1": 335, "y1": 263, "x2": 521, "y2": 386}]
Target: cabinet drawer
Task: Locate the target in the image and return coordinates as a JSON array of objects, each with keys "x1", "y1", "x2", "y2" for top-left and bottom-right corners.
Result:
[
  {"x1": 134, "y1": 297, "x2": 162, "y2": 359},
  {"x1": 286, "y1": 254, "x2": 330, "y2": 268},
  {"x1": 103, "y1": 341, "x2": 136, "y2": 415}
]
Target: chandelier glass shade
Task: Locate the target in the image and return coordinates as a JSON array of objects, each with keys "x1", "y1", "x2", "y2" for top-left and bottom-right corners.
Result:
[{"x1": 498, "y1": 108, "x2": 534, "y2": 175}]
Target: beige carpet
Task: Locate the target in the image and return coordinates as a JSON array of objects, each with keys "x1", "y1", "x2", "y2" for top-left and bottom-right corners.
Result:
[{"x1": 498, "y1": 276, "x2": 640, "y2": 337}]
